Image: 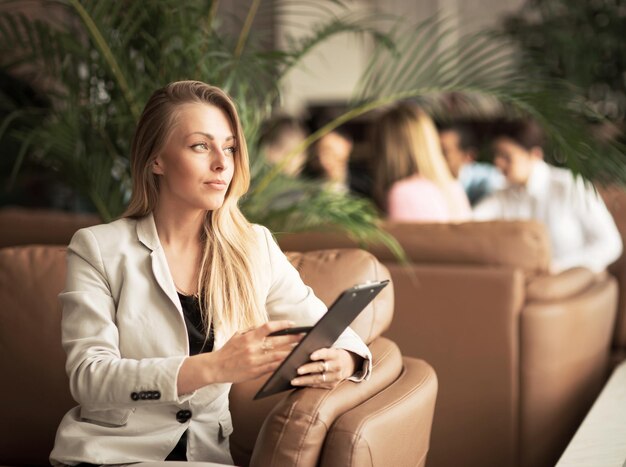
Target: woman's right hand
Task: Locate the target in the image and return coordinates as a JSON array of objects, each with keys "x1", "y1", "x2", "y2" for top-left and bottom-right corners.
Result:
[
  {"x1": 177, "y1": 320, "x2": 304, "y2": 394},
  {"x1": 212, "y1": 320, "x2": 304, "y2": 383}
]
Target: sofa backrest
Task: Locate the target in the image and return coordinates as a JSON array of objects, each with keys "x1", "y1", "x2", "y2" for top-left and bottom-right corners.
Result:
[
  {"x1": 0, "y1": 245, "x2": 392, "y2": 466},
  {"x1": 279, "y1": 220, "x2": 552, "y2": 276},
  {"x1": 0, "y1": 207, "x2": 100, "y2": 249}
]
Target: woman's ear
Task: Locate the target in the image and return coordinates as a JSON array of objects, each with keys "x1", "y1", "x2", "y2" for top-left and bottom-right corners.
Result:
[{"x1": 152, "y1": 157, "x2": 164, "y2": 175}]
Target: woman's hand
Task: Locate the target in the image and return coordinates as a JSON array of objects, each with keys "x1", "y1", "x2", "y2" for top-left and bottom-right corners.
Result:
[
  {"x1": 177, "y1": 320, "x2": 304, "y2": 394},
  {"x1": 290, "y1": 348, "x2": 362, "y2": 389}
]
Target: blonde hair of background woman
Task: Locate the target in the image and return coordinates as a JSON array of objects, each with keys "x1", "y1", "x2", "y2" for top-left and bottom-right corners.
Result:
[
  {"x1": 373, "y1": 102, "x2": 464, "y2": 218},
  {"x1": 123, "y1": 80, "x2": 265, "y2": 338}
]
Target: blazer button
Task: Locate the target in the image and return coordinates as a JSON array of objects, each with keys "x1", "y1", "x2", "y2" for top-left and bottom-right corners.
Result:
[
  {"x1": 154, "y1": 391, "x2": 161, "y2": 400},
  {"x1": 176, "y1": 409, "x2": 192, "y2": 423},
  {"x1": 131, "y1": 392, "x2": 139, "y2": 401},
  {"x1": 140, "y1": 391, "x2": 149, "y2": 400}
]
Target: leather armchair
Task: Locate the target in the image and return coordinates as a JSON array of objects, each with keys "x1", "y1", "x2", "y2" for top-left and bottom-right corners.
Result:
[
  {"x1": 0, "y1": 245, "x2": 437, "y2": 467},
  {"x1": 279, "y1": 220, "x2": 619, "y2": 467}
]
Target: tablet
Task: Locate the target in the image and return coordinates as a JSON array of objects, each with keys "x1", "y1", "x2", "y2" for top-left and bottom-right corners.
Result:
[{"x1": 254, "y1": 279, "x2": 389, "y2": 400}]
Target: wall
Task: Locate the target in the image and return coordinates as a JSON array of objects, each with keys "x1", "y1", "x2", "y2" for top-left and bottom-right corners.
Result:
[{"x1": 277, "y1": 0, "x2": 526, "y2": 115}]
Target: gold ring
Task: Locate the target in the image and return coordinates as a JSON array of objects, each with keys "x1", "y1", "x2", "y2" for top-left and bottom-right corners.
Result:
[
  {"x1": 261, "y1": 339, "x2": 273, "y2": 352},
  {"x1": 322, "y1": 372, "x2": 326, "y2": 383},
  {"x1": 323, "y1": 361, "x2": 328, "y2": 372}
]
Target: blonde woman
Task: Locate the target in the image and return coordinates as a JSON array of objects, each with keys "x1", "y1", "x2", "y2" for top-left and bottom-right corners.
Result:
[
  {"x1": 50, "y1": 81, "x2": 371, "y2": 466},
  {"x1": 372, "y1": 103, "x2": 471, "y2": 222}
]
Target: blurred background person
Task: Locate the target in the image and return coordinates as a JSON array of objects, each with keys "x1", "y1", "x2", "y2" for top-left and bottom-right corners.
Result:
[
  {"x1": 302, "y1": 126, "x2": 353, "y2": 194},
  {"x1": 258, "y1": 115, "x2": 308, "y2": 177},
  {"x1": 474, "y1": 119, "x2": 622, "y2": 273},
  {"x1": 372, "y1": 102, "x2": 471, "y2": 222},
  {"x1": 439, "y1": 122, "x2": 504, "y2": 205}
]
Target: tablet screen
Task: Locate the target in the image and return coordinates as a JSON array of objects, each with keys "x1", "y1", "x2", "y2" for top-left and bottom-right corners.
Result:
[{"x1": 254, "y1": 279, "x2": 389, "y2": 400}]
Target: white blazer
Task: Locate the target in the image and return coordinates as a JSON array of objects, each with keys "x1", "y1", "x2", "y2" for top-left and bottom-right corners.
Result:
[{"x1": 50, "y1": 214, "x2": 371, "y2": 466}]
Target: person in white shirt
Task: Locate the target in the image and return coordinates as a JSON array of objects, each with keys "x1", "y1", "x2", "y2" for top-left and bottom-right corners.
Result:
[{"x1": 473, "y1": 119, "x2": 622, "y2": 273}]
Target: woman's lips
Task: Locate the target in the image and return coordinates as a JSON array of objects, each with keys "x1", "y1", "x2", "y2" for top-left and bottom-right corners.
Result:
[{"x1": 204, "y1": 181, "x2": 228, "y2": 191}]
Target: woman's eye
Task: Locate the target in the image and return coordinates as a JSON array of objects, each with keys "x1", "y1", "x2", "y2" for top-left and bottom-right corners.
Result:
[
  {"x1": 191, "y1": 143, "x2": 209, "y2": 151},
  {"x1": 224, "y1": 146, "x2": 237, "y2": 156}
]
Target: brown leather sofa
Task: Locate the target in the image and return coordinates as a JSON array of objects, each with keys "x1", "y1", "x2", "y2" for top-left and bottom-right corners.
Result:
[
  {"x1": 0, "y1": 244, "x2": 437, "y2": 467},
  {"x1": 279, "y1": 221, "x2": 619, "y2": 467}
]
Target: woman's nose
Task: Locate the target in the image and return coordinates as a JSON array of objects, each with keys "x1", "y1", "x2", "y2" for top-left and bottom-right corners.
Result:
[{"x1": 210, "y1": 148, "x2": 228, "y2": 171}]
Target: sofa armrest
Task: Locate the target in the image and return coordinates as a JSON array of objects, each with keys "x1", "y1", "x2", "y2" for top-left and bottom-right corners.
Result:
[
  {"x1": 526, "y1": 267, "x2": 598, "y2": 302},
  {"x1": 248, "y1": 337, "x2": 403, "y2": 467},
  {"x1": 320, "y1": 357, "x2": 437, "y2": 467},
  {"x1": 520, "y1": 275, "x2": 619, "y2": 467}
]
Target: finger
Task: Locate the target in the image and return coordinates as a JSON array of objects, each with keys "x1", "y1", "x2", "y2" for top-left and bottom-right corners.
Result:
[
  {"x1": 254, "y1": 320, "x2": 296, "y2": 338},
  {"x1": 256, "y1": 349, "x2": 293, "y2": 367},
  {"x1": 244, "y1": 321, "x2": 293, "y2": 340},
  {"x1": 252, "y1": 356, "x2": 291, "y2": 379},
  {"x1": 259, "y1": 336, "x2": 301, "y2": 355},
  {"x1": 310, "y1": 347, "x2": 336, "y2": 362},
  {"x1": 291, "y1": 370, "x2": 340, "y2": 387},
  {"x1": 296, "y1": 361, "x2": 328, "y2": 376},
  {"x1": 264, "y1": 333, "x2": 304, "y2": 349}
]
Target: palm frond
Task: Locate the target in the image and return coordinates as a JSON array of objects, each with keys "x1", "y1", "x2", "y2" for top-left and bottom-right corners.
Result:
[{"x1": 243, "y1": 168, "x2": 405, "y2": 261}]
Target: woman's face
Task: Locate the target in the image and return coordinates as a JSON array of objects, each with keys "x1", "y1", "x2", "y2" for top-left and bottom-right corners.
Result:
[
  {"x1": 492, "y1": 137, "x2": 537, "y2": 185},
  {"x1": 153, "y1": 103, "x2": 236, "y2": 212},
  {"x1": 316, "y1": 131, "x2": 352, "y2": 182}
]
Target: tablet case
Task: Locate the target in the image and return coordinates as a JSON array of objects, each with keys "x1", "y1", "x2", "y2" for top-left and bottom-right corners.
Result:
[{"x1": 254, "y1": 279, "x2": 389, "y2": 399}]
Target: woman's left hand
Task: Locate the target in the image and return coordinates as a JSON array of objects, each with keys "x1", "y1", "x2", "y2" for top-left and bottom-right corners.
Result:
[{"x1": 291, "y1": 348, "x2": 361, "y2": 389}]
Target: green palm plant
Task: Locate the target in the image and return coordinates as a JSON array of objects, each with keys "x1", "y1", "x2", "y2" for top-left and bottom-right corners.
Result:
[{"x1": 0, "y1": 0, "x2": 622, "y2": 257}]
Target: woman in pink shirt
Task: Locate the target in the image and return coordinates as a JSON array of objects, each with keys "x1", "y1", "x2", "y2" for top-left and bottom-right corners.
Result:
[{"x1": 372, "y1": 103, "x2": 471, "y2": 222}]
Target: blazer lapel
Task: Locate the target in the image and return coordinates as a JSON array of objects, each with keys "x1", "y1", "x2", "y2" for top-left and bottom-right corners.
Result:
[{"x1": 136, "y1": 214, "x2": 182, "y2": 314}]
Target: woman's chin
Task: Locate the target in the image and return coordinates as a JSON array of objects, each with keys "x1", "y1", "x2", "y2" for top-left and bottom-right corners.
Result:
[{"x1": 202, "y1": 196, "x2": 227, "y2": 211}]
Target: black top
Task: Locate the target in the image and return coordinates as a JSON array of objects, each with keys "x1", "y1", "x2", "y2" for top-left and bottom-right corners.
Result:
[
  {"x1": 165, "y1": 293, "x2": 215, "y2": 462},
  {"x1": 177, "y1": 292, "x2": 214, "y2": 355}
]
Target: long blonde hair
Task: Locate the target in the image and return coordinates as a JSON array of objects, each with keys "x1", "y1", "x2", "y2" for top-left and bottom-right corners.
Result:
[
  {"x1": 372, "y1": 102, "x2": 461, "y2": 216},
  {"x1": 123, "y1": 80, "x2": 265, "y2": 336}
]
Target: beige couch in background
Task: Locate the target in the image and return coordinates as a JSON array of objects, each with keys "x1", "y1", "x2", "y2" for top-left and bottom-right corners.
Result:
[{"x1": 279, "y1": 221, "x2": 619, "y2": 467}]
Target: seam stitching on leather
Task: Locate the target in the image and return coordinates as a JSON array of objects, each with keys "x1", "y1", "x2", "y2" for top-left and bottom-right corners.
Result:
[
  {"x1": 269, "y1": 402, "x2": 295, "y2": 466},
  {"x1": 294, "y1": 392, "x2": 333, "y2": 466}
]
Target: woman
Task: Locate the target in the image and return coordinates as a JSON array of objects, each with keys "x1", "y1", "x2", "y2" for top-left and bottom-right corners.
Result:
[
  {"x1": 372, "y1": 103, "x2": 471, "y2": 222},
  {"x1": 473, "y1": 119, "x2": 622, "y2": 273},
  {"x1": 50, "y1": 81, "x2": 371, "y2": 466}
]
